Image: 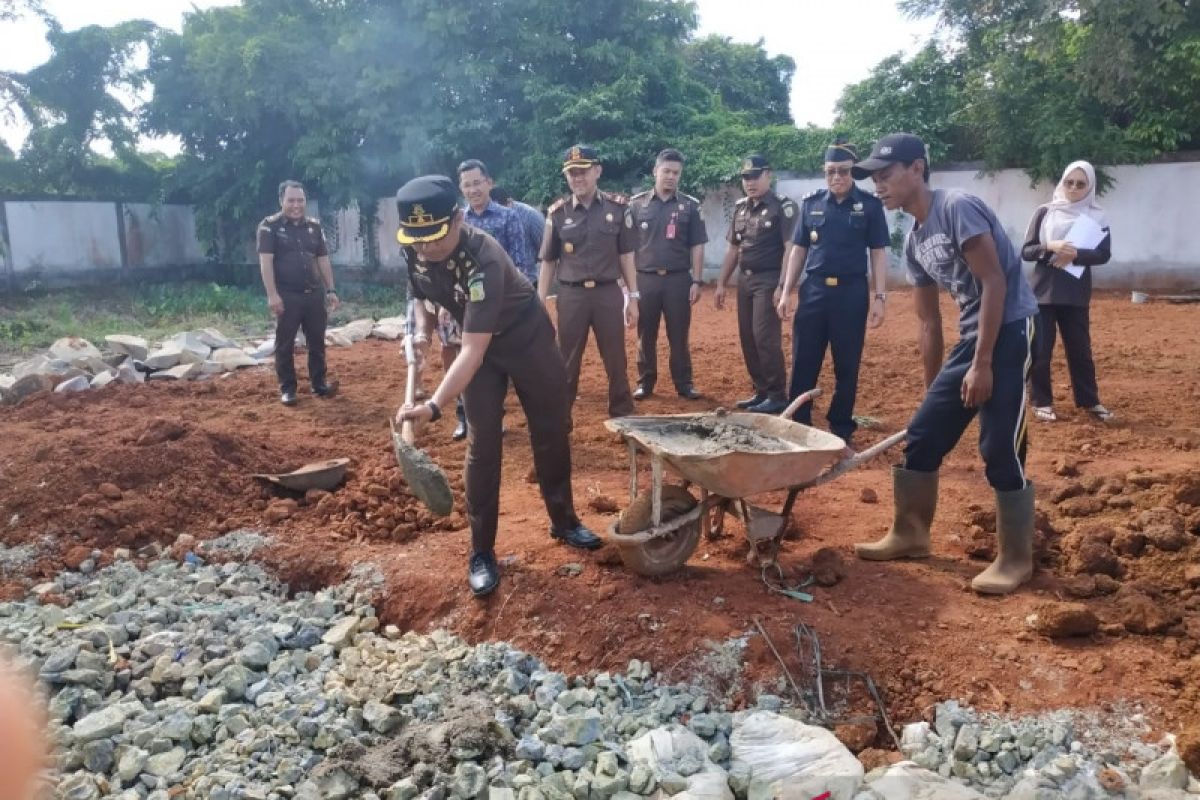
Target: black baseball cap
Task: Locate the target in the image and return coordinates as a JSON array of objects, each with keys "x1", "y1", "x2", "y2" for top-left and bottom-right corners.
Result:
[
  {"x1": 562, "y1": 144, "x2": 600, "y2": 170},
  {"x1": 851, "y1": 133, "x2": 929, "y2": 180},
  {"x1": 739, "y1": 154, "x2": 770, "y2": 178},
  {"x1": 396, "y1": 175, "x2": 458, "y2": 244}
]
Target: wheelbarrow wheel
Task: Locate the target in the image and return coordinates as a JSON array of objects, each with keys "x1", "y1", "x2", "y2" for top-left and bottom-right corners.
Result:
[{"x1": 612, "y1": 485, "x2": 701, "y2": 576}]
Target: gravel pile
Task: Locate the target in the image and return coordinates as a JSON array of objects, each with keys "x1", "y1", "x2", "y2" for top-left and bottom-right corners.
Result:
[
  {"x1": 2, "y1": 552, "x2": 1197, "y2": 800},
  {"x1": 899, "y1": 700, "x2": 1199, "y2": 798}
]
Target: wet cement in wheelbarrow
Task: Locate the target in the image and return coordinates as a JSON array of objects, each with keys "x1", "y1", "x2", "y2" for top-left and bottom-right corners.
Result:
[{"x1": 627, "y1": 418, "x2": 799, "y2": 455}]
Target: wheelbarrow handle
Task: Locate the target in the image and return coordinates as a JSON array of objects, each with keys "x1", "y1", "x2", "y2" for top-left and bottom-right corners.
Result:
[
  {"x1": 803, "y1": 428, "x2": 908, "y2": 490},
  {"x1": 779, "y1": 387, "x2": 823, "y2": 420}
]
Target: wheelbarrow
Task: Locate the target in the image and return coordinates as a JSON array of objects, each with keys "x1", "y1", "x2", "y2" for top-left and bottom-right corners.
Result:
[{"x1": 603, "y1": 389, "x2": 907, "y2": 575}]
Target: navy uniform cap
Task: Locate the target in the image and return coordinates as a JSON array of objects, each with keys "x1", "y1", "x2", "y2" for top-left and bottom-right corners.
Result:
[
  {"x1": 396, "y1": 175, "x2": 458, "y2": 244},
  {"x1": 852, "y1": 133, "x2": 928, "y2": 180},
  {"x1": 562, "y1": 144, "x2": 600, "y2": 170},
  {"x1": 739, "y1": 154, "x2": 770, "y2": 178}
]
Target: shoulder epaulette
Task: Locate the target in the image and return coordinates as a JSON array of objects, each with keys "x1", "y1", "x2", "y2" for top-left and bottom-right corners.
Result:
[
  {"x1": 630, "y1": 190, "x2": 651, "y2": 200},
  {"x1": 547, "y1": 197, "x2": 568, "y2": 214},
  {"x1": 602, "y1": 191, "x2": 629, "y2": 205},
  {"x1": 306, "y1": 216, "x2": 321, "y2": 225},
  {"x1": 682, "y1": 192, "x2": 701, "y2": 205},
  {"x1": 802, "y1": 189, "x2": 822, "y2": 200},
  {"x1": 777, "y1": 192, "x2": 796, "y2": 204},
  {"x1": 734, "y1": 196, "x2": 749, "y2": 206},
  {"x1": 263, "y1": 212, "x2": 283, "y2": 224}
]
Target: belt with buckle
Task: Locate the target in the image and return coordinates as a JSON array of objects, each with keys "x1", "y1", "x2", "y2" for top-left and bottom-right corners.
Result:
[
  {"x1": 638, "y1": 268, "x2": 678, "y2": 276},
  {"x1": 559, "y1": 278, "x2": 616, "y2": 288}
]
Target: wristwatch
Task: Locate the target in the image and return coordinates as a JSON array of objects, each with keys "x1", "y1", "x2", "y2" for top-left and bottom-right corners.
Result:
[
  {"x1": 692, "y1": 278, "x2": 704, "y2": 285},
  {"x1": 325, "y1": 288, "x2": 337, "y2": 295},
  {"x1": 874, "y1": 292, "x2": 887, "y2": 302},
  {"x1": 425, "y1": 400, "x2": 442, "y2": 421},
  {"x1": 627, "y1": 291, "x2": 641, "y2": 299}
]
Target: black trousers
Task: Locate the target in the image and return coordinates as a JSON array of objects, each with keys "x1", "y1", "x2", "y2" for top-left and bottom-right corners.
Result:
[
  {"x1": 636, "y1": 270, "x2": 693, "y2": 392},
  {"x1": 736, "y1": 269, "x2": 787, "y2": 402},
  {"x1": 788, "y1": 274, "x2": 868, "y2": 441},
  {"x1": 904, "y1": 317, "x2": 1036, "y2": 492},
  {"x1": 1030, "y1": 303, "x2": 1100, "y2": 409},
  {"x1": 274, "y1": 289, "x2": 327, "y2": 392},
  {"x1": 463, "y1": 301, "x2": 577, "y2": 555}
]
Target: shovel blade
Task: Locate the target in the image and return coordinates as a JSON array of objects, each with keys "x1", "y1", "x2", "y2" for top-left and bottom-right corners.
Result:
[{"x1": 391, "y1": 427, "x2": 454, "y2": 517}]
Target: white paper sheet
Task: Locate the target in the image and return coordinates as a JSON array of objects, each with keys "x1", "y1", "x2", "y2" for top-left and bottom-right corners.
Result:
[{"x1": 1060, "y1": 214, "x2": 1106, "y2": 279}]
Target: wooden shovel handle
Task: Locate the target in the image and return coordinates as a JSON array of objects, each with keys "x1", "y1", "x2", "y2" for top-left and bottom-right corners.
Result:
[
  {"x1": 401, "y1": 335, "x2": 418, "y2": 445},
  {"x1": 779, "y1": 387, "x2": 823, "y2": 420}
]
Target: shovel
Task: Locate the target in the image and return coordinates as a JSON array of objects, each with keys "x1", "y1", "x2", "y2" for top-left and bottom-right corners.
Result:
[{"x1": 390, "y1": 335, "x2": 454, "y2": 517}]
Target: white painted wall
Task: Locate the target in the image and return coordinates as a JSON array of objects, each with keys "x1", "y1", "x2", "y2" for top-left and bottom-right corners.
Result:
[
  {"x1": 122, "y1": 204, "x2": 205, "y2": 268},
  {"x1": 697, "y1": 163, "x2": 1200, "y2": 290}
]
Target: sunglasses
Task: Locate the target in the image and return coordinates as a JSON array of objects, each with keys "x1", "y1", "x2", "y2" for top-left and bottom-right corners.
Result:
[
  {"x1": 824, "y1": 166, "x2": 852, "y2": 178},
  {"x1": 1063, "y1": 179, "x2": 1088, "y2": 190}
]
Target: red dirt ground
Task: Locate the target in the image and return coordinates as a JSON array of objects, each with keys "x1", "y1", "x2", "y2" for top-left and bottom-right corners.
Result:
[{"x1": 2, "y1": 290, "x2": 1199, "y2": 747}]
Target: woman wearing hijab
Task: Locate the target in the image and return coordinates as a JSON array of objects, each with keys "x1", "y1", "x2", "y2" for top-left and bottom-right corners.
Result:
[{"x1": 1022, "y1": 160, "x2": 1113, "y2": 422}]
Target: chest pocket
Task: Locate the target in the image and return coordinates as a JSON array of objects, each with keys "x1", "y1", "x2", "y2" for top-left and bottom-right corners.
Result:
[
  {"x1": 848, "y1": 212, "x2": 868, "y2": 232},
  {"x1": 559, "y1": 221, "x2": 587, "y2": 253}
]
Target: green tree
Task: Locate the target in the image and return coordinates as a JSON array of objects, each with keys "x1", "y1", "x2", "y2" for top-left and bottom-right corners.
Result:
[
  {"x1": 2, "y1": 18, "x2": 165, "y2": 198},
  {"x1": 683, "y1": 35, "x2": 794, "y2": 126}
]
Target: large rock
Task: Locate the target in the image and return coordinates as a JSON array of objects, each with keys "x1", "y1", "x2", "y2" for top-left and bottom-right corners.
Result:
[
  {"x1": 168, "y1": 331, "x2": 213, "y2": 362},
  {"x1": 54, "y1": 375, "x2": 91, "y2": 393},
  {"x1": 90, "y1": 369, "x2": 119, "y2": 388},
  {"x1": 863, "y1": 762, "x2": 987, "y2": 799},
  {"x1": 325, "y1": 329, "x2": 354, "y2": 348},
  {"x1": 372, "y1": 317, "x2": 407, "y2": 340},
  {"x1": 50, "y1": 336, "x2": 103, "y2": 366},
  {"x1": 1031, "y1": 602, "x2": 1100, "y2": 638},
  {"x1": 341, "y1": 318, "x2": 376, "y2": 343},
  {"x1": 144, "y1": 746, "x2": 187, "y2": 777},
  {"x1": 73, "y1": 705, "x2": 131, "y2": 741},
  {"x1": 212, "y1": 347, "x2": 260, "y2": 370},
  {"x1": 1140, "y1": 753, "x2": 1189, "y2": 790},
  {"x1": 248, "y1": 339, "x2": 276, "y2": 359},
  {"x1": 143, "y1": 344, "x2": 183, "y2": 370},
  {"x1": 730, "y1": 710, "x2": 863, "y2": 800},
  {"x1": 116, "y1": 362, "x2": 145, "y2": 384},
  {"x1": 147, "y1": 363, "x2": 202, "y2": 381},
  {"x1": 195, "y1": 328, "x2": 240, "y2": 349},
  {"x1": 627, "y1": 725, "x2": 733, "y2": 800},
  {"x1": 105, "y1": 334, "x2": 149, "y2": 361},
  {"x1": 4, "y1": 373, "x2": 54, "y2": 404}
]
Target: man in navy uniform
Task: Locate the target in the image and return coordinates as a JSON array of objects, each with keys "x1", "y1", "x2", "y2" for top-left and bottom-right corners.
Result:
[
  {"x1": 629, "y1": 148, "x2": 708, "y2": 400},
  {"x1": 777, "y1": 140, "x2": 890, "y2": 446},
  {"x1": 394, "y1": 176, "x2": 600, "y2": 598},
  {"x1": 713, "y1": 155, "x2": 798, "y2": 414},
  {"x1": 851, "y1": 134, "x2": 1040, "y2": 596}
]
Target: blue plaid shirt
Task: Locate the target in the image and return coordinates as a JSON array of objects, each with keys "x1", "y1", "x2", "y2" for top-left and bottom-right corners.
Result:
[{"x1": 464, "y1": 201, "x2": 533, "y2": 282}]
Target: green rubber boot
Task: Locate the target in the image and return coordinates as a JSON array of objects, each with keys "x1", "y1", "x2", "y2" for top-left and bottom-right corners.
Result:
[
  {"x1": 854, "y1": 467, "x2": 936, "y2": 561},
  {"x1": 971, "y1": 483, "x2": 1035, "y2": 595}
]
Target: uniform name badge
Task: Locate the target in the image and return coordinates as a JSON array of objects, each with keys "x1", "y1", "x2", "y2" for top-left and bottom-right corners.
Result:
[{"x1": 468, "y1": 276, "x2": 486, "y2": 302}]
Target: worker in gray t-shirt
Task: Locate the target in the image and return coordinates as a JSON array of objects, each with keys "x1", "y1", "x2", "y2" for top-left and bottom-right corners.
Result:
[{"x1": 849, "y1": 133, "x2": 1040, "y2": 597}]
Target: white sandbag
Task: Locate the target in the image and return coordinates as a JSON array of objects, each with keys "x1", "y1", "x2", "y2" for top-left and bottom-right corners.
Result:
[
  {"x1": 863, "y1": 762, "x2": 987, "y2": 800},
  {"x1": 626, "y1": 725, "x2": 733, "y2": 800},
  {"x1": 730, "y1": 711, "x2": 863, "y2": 800}
]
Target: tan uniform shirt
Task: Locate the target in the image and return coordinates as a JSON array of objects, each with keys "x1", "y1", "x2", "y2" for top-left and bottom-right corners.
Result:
[
  {"x1": 540, "y1": 192, "x2": 636, "y2": 283},
  {"x1": 629, "y1": 190, "x2": 708, "y2": 272},
  {"x1": 726, "y1": 192, "x2": 799, "y2": 273},
  {"x1": 406, "y1": 227, "x2": 534, "y2": 336}
]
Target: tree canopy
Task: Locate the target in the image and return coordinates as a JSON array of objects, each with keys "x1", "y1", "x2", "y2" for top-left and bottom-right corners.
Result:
[{"x1": 836, "y1": 0, "x2": 1200, "y2": 184}]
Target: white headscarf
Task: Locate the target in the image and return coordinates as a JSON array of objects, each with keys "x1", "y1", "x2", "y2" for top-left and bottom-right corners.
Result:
[{"x1": 1039, "y1": 160, "x2": 1106, "y2": 244}]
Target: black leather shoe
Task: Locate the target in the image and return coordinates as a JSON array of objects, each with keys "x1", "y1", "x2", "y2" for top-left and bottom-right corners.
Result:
[
  {"x1": 467, "y1": 551, "x2": 500, "y2": 597},
  {"x1": 633, "y1": 386, "x2": 652, "y2": 401},
  {"x1": 747, "y1": 398, "x2": 788, "y2": 414},
  {"x1": 281, "y1": 391, "x2": 298, "y2": 406},
  {"x1": 312, "y1": 380, "x2": 339, "y2": 398},
  {"x1": 735, "y1": 393, "x2": 767, "y2": 409},
  {"x1": 550, "y1": 523, "x2": 603, "y2": 550},
  {"x1": 452, "y1": 419, "x2": 468, "y2": 441},
  {"x1": 677, "y1": 386, "x2": 702, "y2": 400}
]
